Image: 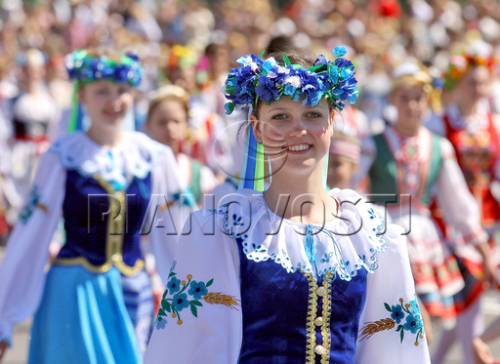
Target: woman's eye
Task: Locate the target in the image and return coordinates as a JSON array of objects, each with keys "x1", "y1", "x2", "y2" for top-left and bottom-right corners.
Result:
[
  {"x1": 305, "y1": 111, "x2": 323, "y2": 118},
  {"x1": 96, "y1": 88, "x2": 109, "y2": 95},
  {"x1": 271, "y1": 113, "x2": 289, "y2": 120}
]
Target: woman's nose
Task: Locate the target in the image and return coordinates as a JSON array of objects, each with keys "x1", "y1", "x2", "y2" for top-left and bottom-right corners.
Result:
[{"x1": 288, "y1": 119, "x2": 308, "y2": 137}]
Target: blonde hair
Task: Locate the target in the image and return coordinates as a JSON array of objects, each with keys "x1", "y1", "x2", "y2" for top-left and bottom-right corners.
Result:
[{"x1": 146, "y1": 85, "x2": 190, "y2": 123}]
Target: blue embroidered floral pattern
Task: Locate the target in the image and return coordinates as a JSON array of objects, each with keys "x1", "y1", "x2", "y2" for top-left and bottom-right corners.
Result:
[
  {"x1": 360, "y1": 296, "x2": 425, "y2": 346},
  {"x1": 155, "y1": 268, "x2": 214, "y2": 329},
  {"x1": 19, "y1": 185, "x2": 47, "y2": 224}
]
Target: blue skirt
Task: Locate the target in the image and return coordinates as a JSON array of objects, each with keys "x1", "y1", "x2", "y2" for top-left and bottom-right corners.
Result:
[{"x1": 28, "y1": 265, "x2": 141, "y2": 364}]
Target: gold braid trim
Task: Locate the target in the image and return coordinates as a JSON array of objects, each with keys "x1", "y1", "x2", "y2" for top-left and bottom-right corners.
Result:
[
  {"x1": 53, "y1": 257, "x2": 144, "y2": 277},
  {"x1": 305, "y1": 273, "x2": 318, "y2": 364},
  {"x1": 203, "y1": 293, "x2": 239, "y2": 309},
  {"x1": 320, "y1": 272, "x2": 334, "y2": 364},
  {"x1": 360, "y1": 318, "x2": 396, "y2": 341}
]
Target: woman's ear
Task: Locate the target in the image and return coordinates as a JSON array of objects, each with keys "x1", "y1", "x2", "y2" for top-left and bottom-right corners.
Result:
[
  {"x1": 250, "y1": 113, "x2": 263, "y2": 142},
  {"x1": 328, "y1": 109, "x2": 335, "y2": 137}
]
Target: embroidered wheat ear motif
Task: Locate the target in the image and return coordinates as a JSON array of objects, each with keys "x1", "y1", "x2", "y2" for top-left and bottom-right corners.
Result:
[
  {"x1": 360, "y1": 318, "x2": 396, "y2": 340},
  {"x1": 204, "y1": 293, "x2": 239, "y2": 308},
  {"x1": 37, "y1": 203, "x2": 49, "y2": 213}
]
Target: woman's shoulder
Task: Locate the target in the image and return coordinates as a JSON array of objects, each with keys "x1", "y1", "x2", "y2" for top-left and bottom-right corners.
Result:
[
  {"x1": 124, "y1": 131, "x2": 175, "y2": 162},
  {"x1": 331, "y1": 188, "x2": 407, "y2": 264}
]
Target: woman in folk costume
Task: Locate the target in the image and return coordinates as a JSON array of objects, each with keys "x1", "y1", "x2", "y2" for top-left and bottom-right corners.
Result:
[
  {"x1": 356, "y1": 61, "x2": 497, "y2": 363},
  {"x1": 145, "y1": 46, "x2": 430, "y2": 363},
  {"x1": 0, "y1": 49, "x2": 184, "y2": 363},
  {"x1": 145, "y1": 85, "x2": 217, "y2": 207},
  {"x1": 425, "y1": 40, "x2": 500, "y2": 364}
]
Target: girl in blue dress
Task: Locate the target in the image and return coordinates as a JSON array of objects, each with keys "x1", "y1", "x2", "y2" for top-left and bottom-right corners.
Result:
[{"x1": 0, "y1": 49, "x2": 183, "y2": 363}]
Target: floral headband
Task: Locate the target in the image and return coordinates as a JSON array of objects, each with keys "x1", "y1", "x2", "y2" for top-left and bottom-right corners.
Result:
[
  {"x1": 443, "y1": 53, "x2": 496, "y2": 91},
  {"x1": 65, "y1": 49, "x2": 143, "y2": 132},
  {"x1": 65, "y1": 49, "x2": 142, "y2": 87},
  {"x1": 223, "y1": 46, "x2": 359, "y2": 115}
]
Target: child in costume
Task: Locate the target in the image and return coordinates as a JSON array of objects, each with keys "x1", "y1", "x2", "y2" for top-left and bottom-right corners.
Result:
[
  {"x1": 145, "y1": 85, "x2": 217, "y2": 206},
  {"x1": 0, "y1": 49, "x2": 183, "y2": 363},
  {"x1": 145, "y1": 47, "x2": 431, "y2": 363},
  {"x1": 356, "y1": 61, "x2": 497, "y2": 363},
  {"x1": 327, "y1": 131, "x2": 361, "y2": 189},
  {"x1": 426, "y1": 41, "x2": 500, "y2": 364}
]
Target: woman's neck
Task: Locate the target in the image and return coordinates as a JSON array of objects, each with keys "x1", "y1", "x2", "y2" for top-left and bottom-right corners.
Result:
[
  {"x1": 264, "y1": 165, "x2": 336, "y2": 225},
  {"x1": 86, "y1": 124, "x2": 123, "y2": 147}
]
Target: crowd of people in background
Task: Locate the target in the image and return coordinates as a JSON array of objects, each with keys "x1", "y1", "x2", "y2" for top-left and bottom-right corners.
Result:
[{"x1": 0, "y1": 0, "x2": 499, "y2": 363}]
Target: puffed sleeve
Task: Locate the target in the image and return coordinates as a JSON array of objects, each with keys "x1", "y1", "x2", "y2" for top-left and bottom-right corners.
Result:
[
  {"x1": 0, "y1": 150, "x2": 66, "y2": 344},
  {"x1": 356, "y1": 226, "x2": 431, "y2": 363},
  {"x1": 147, "y1": 144, "x2": 194, "y2": 282},
  {"x1": 144, "y1": 209, "x2": 242, "y2": 363},
  {"x1": 435, "y1": 138, "x2": 488, "y2": 245}
]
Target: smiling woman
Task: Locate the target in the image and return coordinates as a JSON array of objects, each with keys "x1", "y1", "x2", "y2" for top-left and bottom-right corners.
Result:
[
  {"x1": 0, "y1": 48, "x2": 185, "y2": 364},
  {"x1": 145, "y1": 47, "x2": 431, "y2": 364}
]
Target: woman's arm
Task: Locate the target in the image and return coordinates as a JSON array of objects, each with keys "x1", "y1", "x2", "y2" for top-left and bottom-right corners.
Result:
[
  {"x1": 356, "y1": 226, "x2": 431, "y2": 363},
  {"x1": 436, "y1": 139, "x2": 497, "y2": 284},
  {"x1": 144, "y1": 210, "x2": 242, "y2": 364},
  {"x1": 0, "y1": 151, "x2": 65, "y2": 347}
]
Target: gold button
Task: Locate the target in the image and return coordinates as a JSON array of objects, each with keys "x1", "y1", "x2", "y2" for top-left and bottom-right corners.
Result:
[
  {"x1": 316, "y1": 287, "x2": 327, "y2": 297},
  {"x1": 314, "y1": 344, "x2": 327, "y2": 356},
  {"x1": 111, "y1": 254, "x2": 121, "y2": 263},
  {"x1": 314, "y1": 317, "x2": 323, "y2": 326}
]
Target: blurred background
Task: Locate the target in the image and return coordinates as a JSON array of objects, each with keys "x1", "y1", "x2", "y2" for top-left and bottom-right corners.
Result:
[{"x1": 0, "y1": 0, "x2": 499, "y2": 363}]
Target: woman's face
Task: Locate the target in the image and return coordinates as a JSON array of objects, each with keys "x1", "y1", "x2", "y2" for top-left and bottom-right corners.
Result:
[
  {"x1": 79, "y1": 81, "x2": 133, "y2": 127},
  {"x1": 147, "y1": 99, "x2": 188, "y2": 147},
  {"x1": 390, "y1": 83, "x2": 428, "y2": 129},
  {"x1": 327, "y1": 155, "x2": 356, "y2": 189},
  {"x1": 458, "y1": 66, "x2": 491, "y2": 101},
  {"x1": 253, "y1": 97, "x2": 333, "y2": 179}
]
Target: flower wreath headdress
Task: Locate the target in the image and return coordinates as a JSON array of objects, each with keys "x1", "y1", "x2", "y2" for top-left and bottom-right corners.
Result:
[
  {"x1": 223, "y1": 46, "x2": 359, "y2": 191},
  {"x1": 443, "y1": 42, "x2": 497, "y2": 91},
  {"x1": 65, "y1": 49, "x2": 143, "y2": 132}
]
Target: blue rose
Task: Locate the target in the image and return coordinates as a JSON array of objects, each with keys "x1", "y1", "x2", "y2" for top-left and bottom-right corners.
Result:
[
  {"x1": 255, "y1": 76, "x2": 280, "y2": 103},
  {"x1": 333, "y1": 46, "x2": 347, "y2": 58},
  {"x1": 390, "y1": 305, "x2": 405, "y2": 324},
  {"x1": 188, "y1": 281, "x2": 208, "y2": 300},
  {"x1": 172, "y1": 293, "x2": 189, "y2": 311},
  {"x1": 167, "y1": 277, "x2": 181, "y2": 294},
  {"x1": 403, "y1": 313, "x2": 423, "y2": 334}
]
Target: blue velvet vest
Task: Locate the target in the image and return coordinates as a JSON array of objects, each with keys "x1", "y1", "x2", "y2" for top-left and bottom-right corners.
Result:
[
  {"x1": 55, "y1": 169, "x2": 152, "y2": 276},
  {"x1": 236, "y1": 237, "x2": 368, "y2": 364}
]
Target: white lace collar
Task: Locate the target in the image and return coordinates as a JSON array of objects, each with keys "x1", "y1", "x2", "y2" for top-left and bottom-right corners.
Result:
[
  {"x1": 50, "y1": 131, "x2": 162, "y2": 190},
  {"x1": 207, "y1": 188, "x2": 396, "y2": 280}
]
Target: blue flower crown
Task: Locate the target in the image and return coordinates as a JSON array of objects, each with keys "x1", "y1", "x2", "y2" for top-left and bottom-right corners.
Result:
[
  {"x1": 65, "y1": 49, "x2": 142, "y2": 88},
  {"x1": 224, "y1": 46, "x2": 358, "y2": 114}
]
